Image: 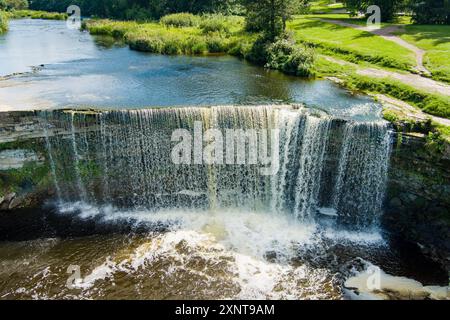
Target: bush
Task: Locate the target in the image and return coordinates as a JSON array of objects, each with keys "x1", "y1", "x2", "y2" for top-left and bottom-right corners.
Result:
[
  {"x1": 0, "y1": 11, "x2": 8, "y2": 33},
  {"x1": 245, "y1": 35, "x2": 271, "y2": 65},
  {"x1": 409, "y1": 0, "x2": 450, "y2": 24},
  {"x1": 200, "y1": 14, "x2": 230, "y2": 34},
  {"x1": 182, "y1": 36, "x2": 207, "y2": 54},
  {"x1": 160, "y1": 13, "x2": 199, "y2": 28},
  {"x1": 265, "y1": 34, "x2": 315, "y2": 77},
  {"x1": 206, "y1": 36, "x2": 228, "y2": 53}
]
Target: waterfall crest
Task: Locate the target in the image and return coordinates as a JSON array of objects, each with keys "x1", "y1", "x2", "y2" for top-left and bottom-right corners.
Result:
[{"x1": 40, "y1": 105, "x2": 392, "y2": 230}]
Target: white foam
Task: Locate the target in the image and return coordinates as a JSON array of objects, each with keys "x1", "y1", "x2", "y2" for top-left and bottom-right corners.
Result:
[{"x1": 345, "y1": 262, "x2": 449, "y2": 300}]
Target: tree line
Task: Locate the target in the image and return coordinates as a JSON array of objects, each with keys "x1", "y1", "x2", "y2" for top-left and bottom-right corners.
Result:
[{"x1": 0, "y1": 0, "x2": 448, "y2": 25}]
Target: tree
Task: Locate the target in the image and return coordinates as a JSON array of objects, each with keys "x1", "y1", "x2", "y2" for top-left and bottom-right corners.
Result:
[
  {"x1": 343, "y1": 0, "x2": 406, "y2": 22},
  {"x1": 1, "y1": 0, "x2": 28, "y2": 10},
  {"x1": 409, "y1": 0, "x2": 450, "y2": 24},
  {"x1": 242, "y1": 0, "x2": 301, "y2": 40}
]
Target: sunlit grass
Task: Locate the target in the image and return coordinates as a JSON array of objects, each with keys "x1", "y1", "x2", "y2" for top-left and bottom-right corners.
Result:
[
  {"x1": 85, "y1": 16, "x2": 252, "y2": 56},
  {"x1": 288, "y1": 16, "x2": 415, "y2": 71},
  {"x1": 0, "y1": 11, "x2": 8, "y2": 34},
  {"x1": 309, "y1": 1, "x2": 345, "y2": 14},
  {"x1": 398, "y1": 25, "x2": 450, "y2": 83},
  {"x1": 9, "y1": 9, "x2": 67, "y2": 20}
]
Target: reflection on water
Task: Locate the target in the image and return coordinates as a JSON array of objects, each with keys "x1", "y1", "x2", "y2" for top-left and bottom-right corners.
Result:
[{"x1": 0, "y1": 19, "x2": 381, "y2": 121}]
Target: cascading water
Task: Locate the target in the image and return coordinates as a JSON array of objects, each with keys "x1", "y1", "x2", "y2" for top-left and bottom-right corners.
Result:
[{"x1": 40, "y1": 105, "x2": 392, "y2": 231}]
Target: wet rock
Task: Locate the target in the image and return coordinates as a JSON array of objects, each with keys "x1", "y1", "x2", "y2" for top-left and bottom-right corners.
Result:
[
  {"x1": 0, "y1": 192, "x2": 16, "y2": 210},
  {"x1": 8, "y1": 197, "x2": 23, "y2": 210},
  {"x1": 0, "y1": 149, "x2": 40, "y2": 170}
]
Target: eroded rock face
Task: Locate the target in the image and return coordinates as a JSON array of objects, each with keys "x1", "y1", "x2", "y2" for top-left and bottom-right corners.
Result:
[
  {"x1": 384, "y1": 133, "x2": 450, "y2": 271},
  {"x1": 0, "y1": 149, "x2": 41, "y2": 170}
]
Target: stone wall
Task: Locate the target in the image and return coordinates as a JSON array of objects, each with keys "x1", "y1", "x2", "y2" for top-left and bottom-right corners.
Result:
[
  {"x1": 384, "y1": 133, "x2": 450, "y2": 270},
  {"x1": 0, "y1": 111, "x2": 52, "y2": 210}
]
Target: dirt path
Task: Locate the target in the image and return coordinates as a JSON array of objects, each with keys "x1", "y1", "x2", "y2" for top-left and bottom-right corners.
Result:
[
  {"x1": 322, "y1": 55, "x2": 450, "y2": 127},
  {"x1": 322, "y1": 56, "x2": 450, "y2": 96},
  {"x1": 318, "y1": 19, "x2": 430, "y2": 75}
]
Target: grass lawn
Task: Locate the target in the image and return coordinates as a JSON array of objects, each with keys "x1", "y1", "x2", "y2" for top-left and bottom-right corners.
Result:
[
  {"x1": 287, "y1": 16, "x2": 416, "y2": 71},
  {"x1": 309, "y1": 1, "x2": 345, "y2": 14},
  {"x1": 398, "y1": 25, "x2": 450, "y2": 84}
]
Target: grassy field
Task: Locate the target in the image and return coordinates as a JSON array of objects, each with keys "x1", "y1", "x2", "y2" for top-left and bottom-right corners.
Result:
[
  {"x1": 399, "y1": 25, "x2": 450, "y2": 84},
  {"x1": 309, "y1": 1, "x2": 345, "y2": 14},
  {"x1": 288, "y1": 16, "x2": 416, "y2": 71},
  {"x1": 8, "y1": 10, "x2": 67, "y2": 20}
]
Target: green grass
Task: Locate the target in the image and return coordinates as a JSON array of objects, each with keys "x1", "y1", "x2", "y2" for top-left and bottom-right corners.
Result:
[
  {"x1": 314, "y1": 55, "x2": 450, "y2": 121},
  {"x1": 288, "y1": 16, "x2": 416, "y2": 71},
  {"x1": 0, "y1": 11, "x2": 8, "y2": 34},
  {"x1": 398, "y1": 25, "x2": 450, "y2": 84},
  {"x1": 85, "y1": 17, "x2": 253, "y2": 56},
  {"x1": 309, "y1": 1, "x2": 345, "y2": 14},
  {"x1": 345, "y1": 75, "x2": 450, "y2": 119},
  {"x1": 9, "y1": 9, "x2": 67, "y2": 20}
]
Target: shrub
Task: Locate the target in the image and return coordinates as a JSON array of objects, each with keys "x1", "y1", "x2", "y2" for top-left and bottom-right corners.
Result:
[
  {"x1": 0, "y1": 11, "x2": 8, "y2": 33},
  {"x1": 245, "y1": 35, "x2": 271, "y2": 65},
  {"x1": 160, "y1": 13, "x2": 199, "y2": 28},
  {"x1": 200, "y1": 14, "x2": 230, "y2": 34},
  {"x1": 265, "y1": 34, "x2": 315, "y2": 77},
  {"x1": 206, "y1": 36, "x2": 228, "y2": 53},
  {"x1": 182, "y1": 36, "x2": 207, "y2": 54}
]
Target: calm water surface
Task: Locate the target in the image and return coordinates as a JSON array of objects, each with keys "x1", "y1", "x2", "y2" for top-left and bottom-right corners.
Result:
[{"x1": 0, "y1": 19, "x2": 381, "y2": 121}]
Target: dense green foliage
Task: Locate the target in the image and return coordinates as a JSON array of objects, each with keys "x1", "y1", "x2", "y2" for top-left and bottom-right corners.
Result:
[
  {"x1": 409, "y1": 0, "x2": 450, "y2": 24},
  {"x1": 241, "y1": 0, "x2": 302, "y2": 39},
  {"x1": 0, "y1": 10, "x2": 8, "y2": 33},
  {"x1": 343, "y1": 0, "x2": 406, "y2": 22},
  {"x1": 343, "y1": 0, "x2": 449, "y2": 24},
  {"x1": 9, "y1": 9, "x2": 66, "y2": 20},
  {"x1": 0, "y1": 0, "x2": 28, "y2": 11},
  {"x1": 264, "y1": 34, "x2": 315, "y2": 76},
  {"x1": 160, "y1": 13, "x2": 200, "y2": 27},
  {"x1": 29, "y1": 0, "x2": 240, "y2": 20}
]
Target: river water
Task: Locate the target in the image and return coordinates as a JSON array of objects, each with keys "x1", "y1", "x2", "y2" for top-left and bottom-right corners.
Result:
[{"x1": 0, "y1": 19, "x2": 448, "y2": 300}]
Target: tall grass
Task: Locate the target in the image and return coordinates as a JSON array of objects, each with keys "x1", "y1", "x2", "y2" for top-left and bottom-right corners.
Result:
[
  {"x1": 86, "y1": 17, "x2": 247, "y2": 56},
  {"x1": 160, "y1": 13, "x2": 199, "y2": 27},
  {"x1": 9, "y1": 10, "x2": 67, "y2": 20},
  {"x1": 0, "y1": 11, "x2": 8, "y2": 34}
]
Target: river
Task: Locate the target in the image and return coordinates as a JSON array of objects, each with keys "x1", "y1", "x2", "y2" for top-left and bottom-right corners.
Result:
[{"x1": 0, "y1": 19, "x2": 448, "y2": 300}]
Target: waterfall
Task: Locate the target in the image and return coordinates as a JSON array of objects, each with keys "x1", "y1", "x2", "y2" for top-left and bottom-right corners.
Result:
[
  {"x1": 42, "y1": 123, "x2": 62, "y2": 203},
  {"x1": 39, "y1": 106, "x2": 392, "y2": 230}
]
